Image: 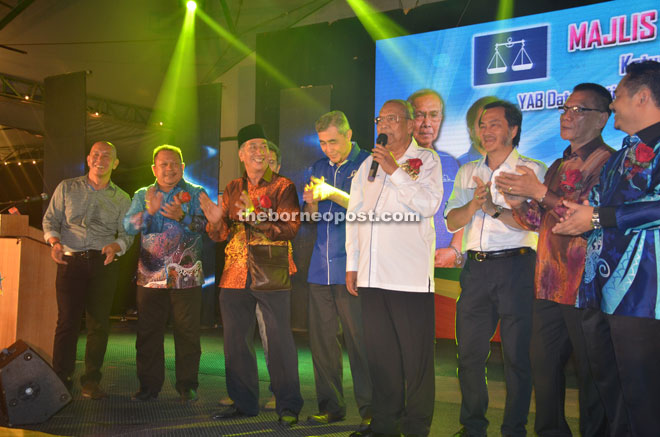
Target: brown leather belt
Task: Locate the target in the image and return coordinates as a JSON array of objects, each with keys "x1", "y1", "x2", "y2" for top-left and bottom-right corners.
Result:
[
  {"x1": 63, "y1": 249, "x2": 103, "y2": 259},
  {"x1": 466, "y1": 247, "x2": 532, "y2": 262}
]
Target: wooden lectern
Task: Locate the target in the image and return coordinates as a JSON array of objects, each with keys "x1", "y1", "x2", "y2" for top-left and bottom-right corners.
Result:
[{"x1": 0, "y1": 215, "x2": 57, "y2": 363}]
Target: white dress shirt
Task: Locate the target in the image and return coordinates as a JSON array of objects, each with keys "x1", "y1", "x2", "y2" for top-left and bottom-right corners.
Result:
[
  {"x1": 346, "y1": 140, "x2": 443, "y2": 293},
  {"x1": 445, "y1": 148, "x2": 547, "y2": 252}
]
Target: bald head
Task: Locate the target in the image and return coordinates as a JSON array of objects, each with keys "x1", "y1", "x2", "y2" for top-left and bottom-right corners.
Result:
[{"x1": 91, "y1": 141, "x2": 117, "y2": 159}]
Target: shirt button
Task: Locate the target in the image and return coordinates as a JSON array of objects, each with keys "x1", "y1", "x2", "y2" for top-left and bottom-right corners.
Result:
[{"x1": 329, "y1": 259, "x2": 332, "y2": 263}]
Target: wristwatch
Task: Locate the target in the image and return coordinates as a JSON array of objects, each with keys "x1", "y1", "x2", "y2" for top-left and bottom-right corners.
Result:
[
  {"x1": 591, "y1": 207, "x2": 601, "y2": 229},
  {"x1": 491, "y1": 204, "x2": 503, "y2": 219},
  {"x1": 449, "y1": 246, "x2": 464, "y2": 267}
]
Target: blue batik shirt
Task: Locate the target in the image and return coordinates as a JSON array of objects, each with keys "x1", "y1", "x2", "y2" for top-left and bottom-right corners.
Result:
[
  {"x1": 578, "y1": 121, "x2": 660, "y2": 319},
  {"x1": 306, "y1": 142, "x2": 369, "y2": 285},
  {"x1": 124, "y1": 179, "x2": 208, "y2": 289}
]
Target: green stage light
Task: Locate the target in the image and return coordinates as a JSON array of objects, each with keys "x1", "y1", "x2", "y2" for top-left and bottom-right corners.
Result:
[
  {"x1": 196, "y1": 8, "x2": 324, "y2": 111},
  {"x1": 496, "y1": 0, "x2": 514, "y2": 21},
  {"x1": 187, "y1": 1, "x2": 197, "y2": 12},
  {"x1": 148, "y1": 4, "x2": 198, "y2": 146},
  {"x1": 346, "y1": 0, "x2": 423, "y2": 84}
]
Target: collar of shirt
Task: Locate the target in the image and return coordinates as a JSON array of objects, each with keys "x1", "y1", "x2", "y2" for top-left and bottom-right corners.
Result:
[
  {"x1": 635, "y1": 120, "x2": 660, "y2": 146},
  {"x1": 329, "y1": 141, "x2": 361, "y2": 167},
  {"x1": 563, "y1": 136, "x2": 606, "y2": 161},
  {"x1": 149, "y1": 178, "x2": 192, "y2": 198},
  {"x1": 475, "y1": 147, "x2": 521, "y2": 181},
  {"x1": 396, "y1": 138, "x2": 418, "y2": 162},
  {"x1": 84, "y1": 175, "x2": 118, "y2": 193},
  {"x1": 242, "y1": 165, "x2": 274, "y2": 187}
]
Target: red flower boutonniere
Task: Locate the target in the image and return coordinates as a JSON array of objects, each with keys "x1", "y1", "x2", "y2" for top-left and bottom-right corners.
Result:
[
  {"x1": 408, "y1": 158, "x2": 423, "y2": 170},
  {"x1": 624, "y1": 142, "x2": 655, "y2": 180},
  {"x1": 635, "y1": 143, "x2": 655, "y2": 163},
  {"x1": 178, "y1": 191, "x2": 191, "y2": 203},
  {"x1": 258, "y1": 195, "x2": 272, "y2": 209},
  {"x1": 559, "y1": 169, "x2": 583, "y2": 193},
  {"x1": 401, "y1": 158, "x2": 423, "y2": 180}
]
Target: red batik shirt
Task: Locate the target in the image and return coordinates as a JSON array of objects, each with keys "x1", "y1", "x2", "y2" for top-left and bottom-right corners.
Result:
[{"x1": 512, "y1": 137, "x2": 614, "y2": 304}]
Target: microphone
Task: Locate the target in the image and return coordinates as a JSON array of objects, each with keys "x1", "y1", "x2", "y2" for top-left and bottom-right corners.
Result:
[
  {"x1": 24, "y1": 193, "x2": 49, "y2": 203},
  {"x1": 0, "y1": 193, "x2": 49, "y2": 211},
  {"x1": 368, "y1": 133, "x2": 388, "y2": 182}
]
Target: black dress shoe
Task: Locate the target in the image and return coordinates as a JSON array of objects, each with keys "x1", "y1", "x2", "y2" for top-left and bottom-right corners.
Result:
[
  {"x1": 452, "y1": 428, "x2": 486, "y2": 437},
  {"x1": 212, "y1": 405, "x2": 250, "y2": 420},
  {"x1": 307, "y1": 412, "x2": 345, "y2": 424},
  {"x1": 278, "y1": 409, "x2": 298, "y2": 427},
  {"x1": 131, "y1": 389, "x2": 158, "y2": 402},
  {"x1": 349, "y1": 429, "x2": 400, "y2": 437},
  {"x1": 179, "y1": 388, "x2": 198, "y2": 403},
  {"x1": 348, "y1": 426, "x2": 373, "y2": 437}
]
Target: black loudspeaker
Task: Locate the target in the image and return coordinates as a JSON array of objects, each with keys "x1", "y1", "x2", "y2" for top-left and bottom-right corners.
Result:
[{"x1": 0, "y1": 340, "x2": 71, "y2": 426}]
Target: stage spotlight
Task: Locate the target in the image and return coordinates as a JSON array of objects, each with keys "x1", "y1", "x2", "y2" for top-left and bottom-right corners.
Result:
[{"x1": 187, "y1": 1, "x2": 196, "y2": 11}]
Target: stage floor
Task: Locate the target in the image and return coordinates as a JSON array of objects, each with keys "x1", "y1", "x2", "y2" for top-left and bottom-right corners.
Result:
[{"x1": 7, "y1": 320, "x2": 579, "y2": 436}]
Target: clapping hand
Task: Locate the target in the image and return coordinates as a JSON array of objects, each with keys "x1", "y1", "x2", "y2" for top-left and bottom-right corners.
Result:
[
  {"x1": 145, "y1": 186, "x2": 163, "y2": 215},
  {"x1": 304, "y1": 176, "x2": 336, "y2": 204},
  {"x1": 161, "y1": 195, "x2": 184, "y2": 221},
  {"x1": 199, "y1": 192, "x2": 223, "y2": 224},
  {"x1": 237, "y1": 191, "x2": 255, "y2": 216},
  {"x1": 495, "y1": 166, "x2": 545, "y2": 208},
  {"x1": 471, "y1": 176, "x2": 489, "y2": 209},
  {"x1": 552, "y1": 199, "x2": 593, "y2": 235}
]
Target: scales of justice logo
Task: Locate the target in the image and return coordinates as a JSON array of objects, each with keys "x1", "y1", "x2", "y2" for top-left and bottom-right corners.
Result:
[
  {"x1": 487, "y1": 37, "x2": 534, "y2": 74},
  {"x1": 473, "y1": 25, "x2": 549, "y2": 87}
]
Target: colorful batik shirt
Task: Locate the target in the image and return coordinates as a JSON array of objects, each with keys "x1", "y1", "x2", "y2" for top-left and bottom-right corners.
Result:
[{"x1": 124, "y1": 179, "x2": 207, "y2": 289}]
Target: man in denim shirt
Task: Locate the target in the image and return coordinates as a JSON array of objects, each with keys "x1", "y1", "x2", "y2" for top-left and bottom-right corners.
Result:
[
  {"x1": 124, "y1": 145, "x2": 207, "y2": 403},
  {"x1": 303, "y1": 111, "x2": 372, "y2": 435}
]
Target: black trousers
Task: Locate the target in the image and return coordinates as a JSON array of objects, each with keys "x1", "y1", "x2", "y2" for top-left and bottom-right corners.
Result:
[
  {"x1": 135, "y1": 286, "x2": 201, "y2": 394},
  {"x1": 582, "y1": 309, "x2": 660, "y2": 437},
  {"x1": 456, "y1": 251, "x2": 535, "y2": 437},
  {"x1": 530, "y1": 300, "x2": 606, "y2": 437},
  {"x1": 308, "y1": 283, "x2": 372, "y2": 419},
  {"x1": 53, "y1": 254, "x2": 119, "y2": 386},
  {"x1": 219, "y1": 286, "x2": 303, "y2": 417},
  {"x1": 360, "y1": 287, "x2": 435, "y2": 436}
]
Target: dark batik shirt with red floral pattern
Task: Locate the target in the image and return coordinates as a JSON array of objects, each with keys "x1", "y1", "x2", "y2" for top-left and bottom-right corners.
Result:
[{"x1": 513, "y1": 136, "x2": 614, "y2": 304}]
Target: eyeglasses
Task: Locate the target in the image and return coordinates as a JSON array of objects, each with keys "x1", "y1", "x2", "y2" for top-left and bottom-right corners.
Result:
[
  {"x1": 558, "y1": 105, "x2": 605, "y2": 115},
  {"x1": 374, "y1": 114, "x2": 408, "y2": 125},
  {"x1": 413, "y1": 110, "x2": 442, "y2": 121}
]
